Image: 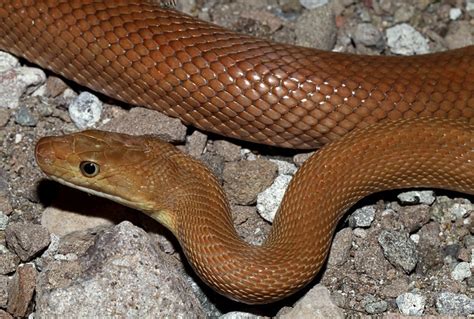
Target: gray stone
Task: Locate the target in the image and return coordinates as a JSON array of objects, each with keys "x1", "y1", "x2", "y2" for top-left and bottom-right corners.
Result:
[
  {"x1": 0, "y1": 52, "x2": 19, "y2": 73},
  {"x1": 378, "y1": 230, "x2": 418, "y2": 273},
  {"x1": 349, "y1": 206, "x2": 375, "y2": 228},
  {"x1": 451, "y1": 262, "x2": 471, "y2": 281},
  {"x1": 436, "y1": 292, "x2": 474, "y2": 316},
  {"x1": 0, "y1": 275, "x2": 8, "y2": 307},
  {"x1": 256, "y1": 174, "x2": 292, "y2": 222},
  {"x1": 353, "y1": 23, "x2": 384, "y2": 48},
  {"x1": 0, "y1": 67, "x2": 46, "y2": 109},
  {"x1": 35, "y1": 222, "x2": 205, "y2": 318},
  {"x1": 14, "y1": 106, "x2": 37, "y2": 127},
  {"x1": 295, "y1": 5, "x2": 336, "y2": 50},
  {"x1": 299, "y1": 0, "x2": 328, "y2": 9},
  {"x1": 361, "y1": 294, "x2": 388, "y2": 314},
  {"x1": 327, "y1": 228, "x2": 352, "y2": 267},
  {"x1": 5, "y1": 222, "x2": 51, "y2": 262},
  {"x1": 0, "y1": 245, "x2": 19, "y2": 275},
  {"x1": 386, "y1": 24, "x2": 429, "y2": 55},
  {"x1": 277, "y1": 285, "x2": 344, "y2": 318},
  {"x1": 398, "y1": 190, "x2": 435, "y2": 205}
]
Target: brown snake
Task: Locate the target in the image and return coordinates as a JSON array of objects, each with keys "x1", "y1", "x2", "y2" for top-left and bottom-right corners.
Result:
[{"x1": 1, "y1": 0, "x2": 473, "y2": 304}]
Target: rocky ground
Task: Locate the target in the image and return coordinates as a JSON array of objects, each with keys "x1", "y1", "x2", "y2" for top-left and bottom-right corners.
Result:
[{"x1": 0, "y1": 0, "x2": 473, "y2": 318}]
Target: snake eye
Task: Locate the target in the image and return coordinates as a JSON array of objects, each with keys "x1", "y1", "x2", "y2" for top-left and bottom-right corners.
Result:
[{"x1": 79, "y1": 161, "x2": 100, "y2": 177}]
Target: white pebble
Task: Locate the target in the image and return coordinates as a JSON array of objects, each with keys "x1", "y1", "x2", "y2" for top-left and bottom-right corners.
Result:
[
  {"x1": 449, "y1": 8, "x2": 462, "y2": 20},
  {"x1": 257, "y1": 174, "x2": 292, "y2": 222},
  {"x1": 386, "y1": 24, "x2": 429, "y2": 55},
  {"x1": 451, "y1": 262, "x2": 472, "y2": 281},
  {"x1": 69, "y1": 92, "x2": 103, "y2": 129},
  {"x1": 396, "y1": 292, "x2": 426, "y2": 316}
]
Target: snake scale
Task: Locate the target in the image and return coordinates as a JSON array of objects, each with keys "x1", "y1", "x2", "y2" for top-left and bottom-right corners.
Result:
[{"x1": 1, "y1": 0, "x2": 473, "y2": 304}]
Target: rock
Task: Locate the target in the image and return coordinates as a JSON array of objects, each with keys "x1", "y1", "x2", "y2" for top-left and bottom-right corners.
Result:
[
  {"x1": 5, "y1": 222, "x2": 51, "y2": 262},
  {"x1": 35, "y1": 221, "x2": 205, "y2": 318},
  {"x1": 295, "y1": 5, "x2": 336, "y2": 50},
  {"x1": 213, "y1": 140, "x2": 242, "y2": 162},
  {"x1": 0, "y1": 246, "x2": 19, "y2": 275},
  {"x1": 0, "y1": 52, "x2": 19, "y2": 73},
  {"x1": 256, "y1": 174, "x2": 292, "y2": 222},
  {"x1": 101, "y1": 107, "x2": 187, "y2": 143},
  {"x1": 386, "y1": 24, "x2": 429, "y2": 55},
  {"x1": 0, "y1": 212, "x2": 7, "y2": 230},
  {"x1": 397, "y1": 190, "x2": 435, "y2": 205},
  {"x1": 223, "y1": 159, "x2": 278, "y2": 205},
  {"x1": 14, "y1": 106, "x2": 37, "y2": 127},
  {"x1": 431, "y1": 196, "x2": 473, "y2": 221},
  {"x1": 327, "y1": 228, "x2": 352, "y2": 266},
  {"x1": 378, "y1": 230, "x2": 418, "y2": 273},
  {"x1": 0, "y1": 67, "x2": 46, "y2": 109},
  {"x1": 270, "y1": 159, "x2": 298, "y2": 175},
  {"x1": 293, "y1": 152, "x2": 313, "y2": 167},
  {"x1": 449, "y1": 8, "x2": 462, "y2": 20},
  {"x1": 277, "y1": 285, "x2": 344, "y2": 318},
  {"x1": 186, "y1": 130, "x2": 208, "y2": 158},
  {"x1": 451, "y1": 262, "x2": 471, "y2": 281},
  {"x1": 349, "y1": 206, "x2": 375, "y2": 228},
  {"x1": 352, "y1": 23, "x2": 384, "y2": 49},
  {"x1": 397, "y1": 204, "x2": 431, "y2": 233},
  {"x1": 436, "y1": 292, "x2": 474, "y2": 316},
  {"x1": 445, "y1": 21, "x2": 474, "y2": 49},
  {"x1": 0, "y1": 275, "x2": 8, "y2": 307},
  {"x1": 361, "y1": 294, "x2": 388, "y2": 314},
  {"x1": 396, "y1": 292, "x2": 426, "y2": 316},
  {"x1": 7, "y1": 263, "x2": 37, "y2": 318},
  {"x1": 0, "y1": 109, "x2": 10, "y2": 127},
  {"x1": 416, "y1": 222, "x2": 443, "y2": 274},
  {"x1": 68, "y1": 91, "x2": 103, "y2": 129}
]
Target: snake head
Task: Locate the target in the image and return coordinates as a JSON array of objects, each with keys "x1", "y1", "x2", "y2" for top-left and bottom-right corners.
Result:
[{"x1": 35, "y1": 130, "x2": 188, "y2": 233}]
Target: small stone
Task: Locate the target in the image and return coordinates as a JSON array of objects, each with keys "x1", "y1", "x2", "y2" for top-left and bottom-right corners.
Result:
[
  {"x1": 0, "y1": 275, "x2": 8, "y2": 307},
  {"x1": 14, "y1": 106, "x2": 37, "y2": 126},
  {"x1": 299, "y1": 0, "x2": 328, "y2": 9},
  {"x1": 386, "y1": 24, "x2": 430, "y2": 55},
  {"x1": 0, "y1": 212, "x2": 7, "y2": 230},
  {"x1": 0, "y1": 246, "x2": 19, "y2": 275},
  {"x1": 269, "y1": 159, "x2": 298, "y2": 175},
  {"x1": 256, "y1": 174, "x2": 292, "y2": 222},
  {"x1": 349, "y1": 206, "x2": 375, "y2": 228},
  {"x1": 213, "y1": 140, "x2": 242, "y2": 162},
  {"x1": 293, "y1": 152, "x2": 313, "y2": 167},
  {"x1": 396, "y1": 292, "x2": 426, "y2": 316},
  {"x1": 223, "y1": 159, "x2": 278, "y2": 205},
  {"x1": 0, "y1": 67, "x2": 46, "y2": 109},
  {"x1": 277, "y1": 285, "x2": 344, "y2": 318},
  {"x1": 0, "y1": 309, "x2": 13, "y2": 319},
  {"x1": 68, "y1": 92, "x2": 103, "y2": 129},
  {"x1": 398, "y1": 190, "x2": 435, "y2": 205},
  {"x1": 185, "y1": 130, "x2": 207, "y2": 158},
  {"x1": 436, "y1": 292, "x2": 474, "y2": 316},
  {"x1": 398, "y1": 205, "x2": 431, "y2": 232},
  {"x1": 445, "y1": 21, "x2": 474, "y2": 49},
  {"x1": 5, "y1": 222, "x2": 51, "y2": 262},
  {"x1": 7, "y1": 263, "x2": 37, "y2": 317},
  {"x1": 327, "y1": 228, "x2": 352, "y2": 266},
  {"x1": 451, "y1": 262, "x2": 472, "y2": 281},
  {"x1": 362, "y1": 294, "x2": 388, "y2": 314},
  {"x1": 378, "y1": 230, "x2": 418, "y2": 273},
  {"x1": 220, "y1": 311, "x2": 264, "y2": 319},
  {"x1": 295, "y1": 5, "x2": 336, "y2": 50},
  {"x1": 353, "y1": 23, "x2": 384, "y2": 48},
  {"x1": 449, "y1": 8, "x2": 462, "y2": 20}
]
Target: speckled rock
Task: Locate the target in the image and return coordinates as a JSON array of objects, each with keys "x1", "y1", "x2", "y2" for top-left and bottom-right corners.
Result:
[
  {"x1": 5, "y1": 223, "x2": 50, "y2": 262},
  {"x1": 295, "y1": 5, "x2": 336, "y2": 50},
  {"x1": 7, "y1": 263, "x2": 36, "y2": 317},
  {"x1": 0, "y1": 246, "x2": 19, "y2": 275},
  {"x1": 436, "y1": 292, "x2": 474, "y2": 316},
  {"x1": 378, "y1": 230, "x2": 418, "y2": 273},
  {"x1": 35, "y1": 221, "x2": 205, "y2": 318}
]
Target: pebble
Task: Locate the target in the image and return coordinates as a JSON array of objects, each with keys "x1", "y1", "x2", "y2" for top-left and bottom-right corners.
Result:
[
  {"x1": 299, "y1": 0, "x2": 329, "y2": 10},
  {"x1": 397, "y1": 190, "x2": 435, "y2": 205},
  {"x1": 0, "y1": 67, "x2": 46, "y2": 109},
  {"x1": 7, "y1": 263, "x2": 37, "y2": 318},
  {"x1": 0, "y1": 275, "x2": 7, "y2": 307},
  {"x1": 349, "y1": 206, "x2": 375, "y2": 228},
  {"x1": 0, "y1": 245, "x2": 20, "y2": 275},
  {"x1": 386, "y1": 23, "x2": 430, "y2": 55},
  {"x1": 14, "y1": 106, "x2": 37, "y2": 127},
  {"x1": 396, "y1": 292, "x2": 426, "y2": 316},
  {"x1": 185, "y1": 130, "x2": 207, "y2": 158},
  {"x1": 68, "y1": 92, "x2": 103, "y2": 129},
  {"x1": 436, "y1": 292, "x2": 474, "y2": 316},
  {"x1": 353, "y1": 23, "x2": 384, "y2": 48},
  {"x1": 256, "y1": 174, "x2": 292, "y2": 222},
  {"x1": 361, "y1": 294, "x2": 388, "y2": 314},
  {"x1": 451, "y1": 262, "x2": 472, "y2": 281},
  {"x1": 5, "y1": 222, "x2": 51, "y2": 262},
  {"x1": 327, "y1": 228, "x2": 353, "y2": 266},
  {"x1": 269, "y1": 159, "x2": 298, "y2": 175},
  {"x1": 219, "y1": 312, "x2": 263, "y2": 319},
  {"x1": 213, "y1": 140, "x2": 241, "y2": 162},
  {"x1": 0, "y1": 109, "x2": 10, "y2": 127},
  {"x1": 0, "y1": 212, "x2": 7, "y2": 230},
  {"x1": 378, "y1": 230, "x2": 418, "y2": 273},
  {"x1": 449, "y1": 8, "x2": 462, "y2": 20},
  {"x1": 277, "y1": 285, "x2": 344, "y2": 318},
  {"x1": 397, "y1": 205, "x2": 431, "y2": 233}
]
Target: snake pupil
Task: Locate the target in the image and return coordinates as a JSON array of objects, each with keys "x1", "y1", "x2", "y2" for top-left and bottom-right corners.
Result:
[{"x1": 80, "y1": 161, "x2": 100, "y2": 177}]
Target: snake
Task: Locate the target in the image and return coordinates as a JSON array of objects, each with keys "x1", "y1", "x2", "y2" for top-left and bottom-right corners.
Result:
[{"x1": 1, "y1": 0, "x2": 473, "y2": 304}]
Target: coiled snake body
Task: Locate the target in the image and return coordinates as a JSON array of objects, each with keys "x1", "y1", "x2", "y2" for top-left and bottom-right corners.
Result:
[{"x1": 1, "y1": 0, "x2": 473, "y2": 304}]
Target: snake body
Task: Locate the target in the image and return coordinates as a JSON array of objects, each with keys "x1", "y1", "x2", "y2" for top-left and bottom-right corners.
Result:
[{"x1": 1, "y1": 0, "x2": 473, "y2": 304}]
